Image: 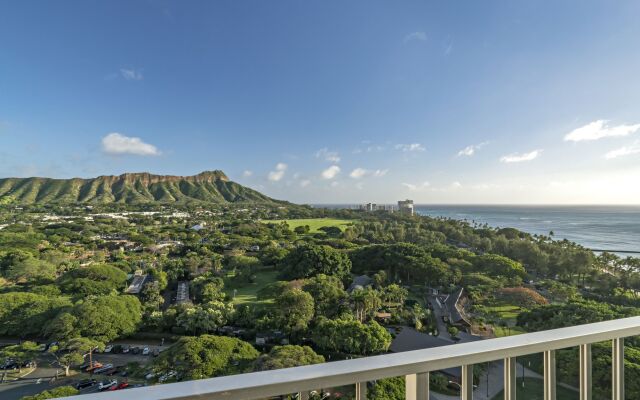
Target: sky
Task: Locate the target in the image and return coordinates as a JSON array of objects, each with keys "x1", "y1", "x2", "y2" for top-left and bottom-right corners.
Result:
[{"x1": 2, "y1": 1, "x2": 640, "y2": 204}]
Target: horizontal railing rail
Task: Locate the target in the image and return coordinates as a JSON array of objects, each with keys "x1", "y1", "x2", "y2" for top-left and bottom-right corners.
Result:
[{"x1": 59, "y1": 316, "x2": 640, "y2": 400}]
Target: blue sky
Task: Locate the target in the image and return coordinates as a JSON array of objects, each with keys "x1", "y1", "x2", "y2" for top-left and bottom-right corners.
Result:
[{"x1": 2, "y1": 1, "x2": 640, "y2": 204}]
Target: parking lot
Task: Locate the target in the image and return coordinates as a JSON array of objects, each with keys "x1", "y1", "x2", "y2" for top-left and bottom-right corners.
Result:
[{"x1": 0, "y1": 342, "x2": 169, "y2": 400}]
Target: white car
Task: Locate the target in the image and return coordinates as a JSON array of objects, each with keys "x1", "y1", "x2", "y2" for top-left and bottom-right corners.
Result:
[
  {"x1": 103, "y1": 345, "x2": 113, "y2": 353},
  {"x1": 142, "y1": 347, "x2": 150, "y2": 355},
  {"x1": 98, "y1": 379, "x2": 117, "y2": 391},
  {"x1": 93, "y1": 364, "x2": 114, "y2": 374}
]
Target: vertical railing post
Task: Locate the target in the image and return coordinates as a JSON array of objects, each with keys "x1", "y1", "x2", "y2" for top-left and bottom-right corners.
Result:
[
  {"x1": 406, "y1": 372, "x2": 429, "y2": 400},
  {"x1": 543, "y1": 350, "x2": 556, "y2": 400},
  {"x1": 462, "y1": 364, "x2": 474, "y2": 400},
  {"x1": 503, "y1": 357, "x2": 516, "y2": 400},
  {"x1": 298, "y1": 391, "x2": 310, "y2": 400},
  {"x1": 612, "y1": 338, "x2": 624, "y2": 400},
  {"x1": 355, "y1": 382, "x2": 367, "y2": 400},
  {"x1": 579, "y1": 343, "x2": 592, "y2": 400}
]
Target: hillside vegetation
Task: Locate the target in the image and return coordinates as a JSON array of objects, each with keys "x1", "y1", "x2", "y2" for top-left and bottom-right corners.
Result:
[{"x1": 0, "y1": 171, "x2": 283, "y2": 205}]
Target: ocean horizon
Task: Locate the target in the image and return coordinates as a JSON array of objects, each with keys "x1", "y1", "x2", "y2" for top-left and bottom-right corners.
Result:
[{"x1": 315, "y1": 204, "x2": 640, "y2": 257}]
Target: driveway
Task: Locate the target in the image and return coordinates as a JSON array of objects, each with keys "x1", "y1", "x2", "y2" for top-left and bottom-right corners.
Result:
[{"x1": 427, "y1": 295, "x2": 454, "y2": 342}]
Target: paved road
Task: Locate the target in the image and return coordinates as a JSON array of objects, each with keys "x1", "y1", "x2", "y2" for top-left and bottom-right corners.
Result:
[{"x1": 427, "y1": 295, "x2": 454, "y2": 342}]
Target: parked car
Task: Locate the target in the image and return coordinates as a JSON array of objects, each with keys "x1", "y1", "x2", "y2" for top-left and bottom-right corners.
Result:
[
  {"x1": 85, "y1": 362, "x2": 104, "y2": 372},
  {"x1": 74, "y1": 379, "x2": 97, "y2": 389},
  {"x1": 142, "y1": 347, "x2": 150, "y2": 356},
  {"x1": 98, "y1": 379, "x2": 118, "y2": 391},
  {"x1": 159, "y1": 371, "x2": 177, "y2": 383},
  {"x1": 145, "y1": 372, "x2": 156, "y2": 380},
  {"x1": 152, "y1": 348, "x2": 160, "y2": 357},
  {"x1": 109, "y1": 382, "x2": 129, "y2": 391},
  {"x1": 93, "y1": 364, "x2": 114, "y2": 374},
  {"x1": 105, "y1": 366, "x2": 120, "y2": 376},
  {"x1": 122, "y1": 346, "x2": 130, "y2": 354},
  {"x1": 131, "y1": 347, "x2": 141, "y2": 355},
  {"x1": 103, "y1": 345, "x2": 114, "y2": 353}
]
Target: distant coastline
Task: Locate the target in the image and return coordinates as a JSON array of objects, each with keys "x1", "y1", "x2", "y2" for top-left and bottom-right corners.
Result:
[{"x1": 315, "y1": 204, "x2": 640, "y2": 257}]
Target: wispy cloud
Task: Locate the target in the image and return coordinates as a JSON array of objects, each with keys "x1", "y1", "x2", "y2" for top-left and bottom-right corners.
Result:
[
  {"x1": 315, "y1": 148, "x2": 341, "y2": 163},
  {"x1": 101, "y1": 133, "x2": 161, "y2": 156},
  {"x1": 404, "y1": 31, "x2": 427, "y2": 43},
  {"x1": 242, "y1": 170, "x2": 253, "y2": 177},
  {"x1": 321, "y1": 165, "x2": 340, "y2": 180},
  {"x1": 120, "y1": 68, "x2": 144, "y2": 81},
  {"x1": 349, "y1": 168, "x2": 389, "y2": 179},
  {"x1": 268, "y1": 163, "x2": 287, "y2": 182},
  {"x1": 300, "y1": 179, "x2": 311, "y2": 188},
  {"x1": 564, "y1": 120, "x2": 640, "y2": 142},
  {"x1": 500, "y1": 150, "x2": 542, "y2": 163},
  {"x1": 402, "y1": 181, "x2": 430, "y2": 191},
  {"x1": 395, "y1": 143, "x2": 425, "y2": 152},
  {"x1": 605, "y1": 140, "x2": 640, "y2": 159},
  {"x1": 457, "y1": 142, "x2": 488, "y2": 157}
]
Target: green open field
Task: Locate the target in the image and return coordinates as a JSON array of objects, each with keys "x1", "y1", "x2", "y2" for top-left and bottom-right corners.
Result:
[
  {"x1": 491, "y1": 378, "x2": 578, "y2": 400},
  {"x1": 261, "y1": 218, "x2": 354, "y2": 233},
  {"x1": 478, "y1": 303, "x2": 527, "y2": 337},
  {"x1": 223, "y1": 269, "x2": 279, "y2": 306}
]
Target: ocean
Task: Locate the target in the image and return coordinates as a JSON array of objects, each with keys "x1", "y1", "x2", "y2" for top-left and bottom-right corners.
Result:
[{"x1": 320, "y1": 204, "x2": 640, "y2": 257}]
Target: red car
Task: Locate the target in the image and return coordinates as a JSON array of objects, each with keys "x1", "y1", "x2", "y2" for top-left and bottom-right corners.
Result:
[{"x1": 109, "y1": 382, "x2": 129, "y2": 391}]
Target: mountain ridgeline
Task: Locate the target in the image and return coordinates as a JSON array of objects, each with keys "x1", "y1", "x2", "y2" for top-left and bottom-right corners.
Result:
[{"x1": 0, "y1": 171, "x2": 284, "y2": 205}]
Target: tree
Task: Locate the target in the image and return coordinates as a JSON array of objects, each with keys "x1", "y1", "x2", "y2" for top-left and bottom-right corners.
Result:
[
  {"x1": 313, "y1": 317, "x2": 391, "y2": 355},
  {"x1": 302, "y1": 274, "x2": 347, "y2": 318},
  {"x1": 254, "y1": 345, "x2": 324, "y2": 371},
  {"x1": 474, "y1": 254, "x2": 526, "y2": 283},
  {"x1": 20, "y1": 386, "x2": 79, "y2": 400},
  {"x1": 274, "y1": 289, "x2": 314, "y2": 335},
  {"x1": 351, "y1": 288, "x2": 382, "y2": 322},
  {"x1": 0, "y1": 292, "x2": 71, "y2": 338},
  {"x1": 50, "y1": 338, "x2": 104, "y2": 376},
  {"x1": 176, "y1": 301, "x2": 234, "y2": 335},
  {"x1": 49, "y1": 295, "x2": 142, "y2": 343},
  {"x1": 5, "y1": 257, "x2": 56, "y2": 283},
  {"x1": 368, "y1": 377, "x2": 405, "y2": 400},
  {"x1": 58, "y1": 264, "x2": 127, "y2": 297},
  {"x1": 0, "y1": 341, "x2": 39, "y2": 373},
  {"x1": 141, "y1": 282, "x2": 164, "y2": 311},
  {"x1": 279, "y1": 244, "x2": 352, "y2": 280},
  {"x1": 381, "y1": 284, "x2": 408, "y2": 306},
  {"x1": 153, "y1": 335, "x2": 259, "y2": 380}
]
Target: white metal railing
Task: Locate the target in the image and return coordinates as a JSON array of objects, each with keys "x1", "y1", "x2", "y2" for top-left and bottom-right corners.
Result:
[{"x1": 59, "y1": 317, "x2": 640, "y2": 400}]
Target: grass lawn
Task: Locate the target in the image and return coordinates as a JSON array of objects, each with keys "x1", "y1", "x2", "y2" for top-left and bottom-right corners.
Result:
[
  {"x1": 260, "y1": 218, "x2": 354, "y2": 233},
  {"x1": 224, "y1": 270, "x2": 280, "y2": 306},
  {"x1": 491, "y1": 378, "x2": 578, "y2": 400},
  {"x1": 493, "y1": 325, "x2": 527, "y2": 337},
  {"x1": 482, "y1": 304, "x2": 522, "y2": 320}
]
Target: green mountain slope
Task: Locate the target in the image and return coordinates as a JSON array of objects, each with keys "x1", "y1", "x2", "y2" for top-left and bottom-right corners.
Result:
[{"x1": 0, "y1": 171, "x2": 284, "y2": 205}]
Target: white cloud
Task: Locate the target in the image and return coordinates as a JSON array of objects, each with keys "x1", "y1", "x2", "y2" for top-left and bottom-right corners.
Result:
[
  {"x1": 349, "y1": 168, "x2": 389, "y2": 179},
  {"x1": 101, "y1": 133, "x2": 161, "y2": 156},
  {"x1": 451, "y1": 181, "x2": 462, "y2": 188},
  {"x1": 120, "y1": 68, "x2": 144, "y2": 81},
  {"x1": 268, "y1": 163, "x2": 287, "y2": 182},
  {"x1": 372, "y1": 169, "x2": 389, "y2": 177},
  {"x1": 242, "y1": 170, "x2": 253, "y2": 177},
  {"x1": 315, "y1": 148, "x2": 341, "y2": 163},
  {"x1": 605, "y1": 141, "x2": 640, "y2": 159},
  {"x1": 349, "y1": 168, "x2": 368, "y2": 179},
  {"x1": 404, "y1": 31, "x2": 427, "y2": 43},
  {"x1": 330, "y1": 181, "x2": 339, "y2": 187},
  {"x1": 500, "y1": 150, "x2": 542, "y2": 163},
  {"x1": 402, "y1": 181, "x2": 430, "y2": 191},
  {"x1": 564, "y1": 120, "x2": 640, "y2": 142},
  {"x1": 321, "y1": 165, "x2": 341, "y2": 180},
  {"x1": 457, "y1": 142, "x2": 488, "y2": 157},
  {"x1": 395, "y1": 143, "x2": 425, "y2": 152},
  {"x1": 300, "y1": 179, "x2": 311, "y2": 187}
]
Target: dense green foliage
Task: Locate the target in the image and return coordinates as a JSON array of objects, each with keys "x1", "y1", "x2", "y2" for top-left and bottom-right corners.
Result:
[
  {"x1": 154, "y1": 335, "x2": 260, "y2": 380},
  {"x1": 279, "y1": 244, "x2": 352, "y2": 280},
  {"x1": 254, "y1": 345, "x2": 324, "y2": 371},
  {"x1": 20, "y1": 386, "x2": 79, "y2": 400}
]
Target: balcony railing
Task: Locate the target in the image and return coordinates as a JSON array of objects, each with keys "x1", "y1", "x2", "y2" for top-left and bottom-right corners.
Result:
[{"x1": 60, "y1": 316, "x2": 640, "y2": 400}]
